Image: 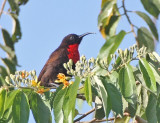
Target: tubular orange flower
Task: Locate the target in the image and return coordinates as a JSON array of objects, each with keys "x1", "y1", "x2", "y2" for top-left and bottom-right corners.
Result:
[
  {"x1": 62, "y1": 80, "x2": 70, "y2": 89},
  {"x1": 37, "y1": 88, "x2": 44, "y2": 94},
  {"x1": 37, "y1": 88, "x2": 50, "y2": 94},
  {"x1": 21, "y1": 72, "x2": 25, "y2": 78},
  {"x1": 21, "y1": 72, "x2": 29, "y2": 78}
]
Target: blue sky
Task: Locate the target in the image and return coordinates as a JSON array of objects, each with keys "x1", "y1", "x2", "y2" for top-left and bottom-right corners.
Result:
[{"x1": 0, "y1": 0, "x2": 160, "y2": 122}]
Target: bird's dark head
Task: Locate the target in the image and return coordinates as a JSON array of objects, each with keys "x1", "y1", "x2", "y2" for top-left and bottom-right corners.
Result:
[{"x1": 60, "y1": 32, "x2": 95, "y2": 47}]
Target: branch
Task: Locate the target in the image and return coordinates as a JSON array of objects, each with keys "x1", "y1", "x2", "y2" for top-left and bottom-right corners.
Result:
[
  {"x1": 74, "y1": 108, "x2": 95, "y2": 122},
  {"x1": 122, "y1": 0, "x2": 139, "y2": 48},
  {"x1": 88, "y1": 111, "x2": 147, "y2": 123},
  {"x1": 77, "y1": 94, "x2": 86, "y2": 101},
  {"x1": 0, "y1": 0, "x2": 7, "y2": 18},
  {"x1": 88, "y1": 114, "x2": 127, "y2": 123},
  {"x1": 76, "y1": 94, "x2": 96, "y2": 102}
]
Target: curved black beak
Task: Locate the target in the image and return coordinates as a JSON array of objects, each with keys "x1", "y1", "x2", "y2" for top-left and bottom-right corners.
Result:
[{"x1": 79, "y1": 32, "x2": 96, "y2": 38}]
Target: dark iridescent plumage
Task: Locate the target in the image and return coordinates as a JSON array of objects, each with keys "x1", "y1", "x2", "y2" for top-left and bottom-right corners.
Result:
[{"x1": 38, "y1": 33, "x2": 94, "y2": 87}]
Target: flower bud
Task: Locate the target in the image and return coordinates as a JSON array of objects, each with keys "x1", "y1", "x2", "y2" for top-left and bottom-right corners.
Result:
[
  {"x1": 91, "y1": 57, "x2": 95, "y2": 63},
  {"x1": 110, "y1": 54, "x2": 114, "y2": 59},
  {"x1": 5, "y1": 76, "x2": 11, "y2": 84},
  {"x1": 124, "y1": 49, "x2": 129, "y2": 57},
  {"x1": 63, "y1": 63, "x2": 68, "y2": 69},
  {"x1": 95, "y1": 58, "x2": 100, "y2": 65},
  {"x1": 10, "y1": 74, "x2": 16, "y2": 81},
  {"x1": 15, "y1": 71, "x2": 19, "y2": 75},
  {"x1": 65, "y1": 76, "x2": 72, "y2": 80},
  {"x1": 67, "y1": 71, "x2": 72, "y2": 75},
  {"x1": 32, "y1": 70, "x2": 36, "y2": 76},
  {"x1": 22, "y1": 79, "x2": 25, "y2": 83},
  {"x1": 70, "y1": 69, "x2": 74, "y2": 74},
  {"x1": 25, "y1": 80, "x2": 28, "y2": 84},
  {"x1": 69, "y1": 59, "x2": 73, "y2": 66},
  {"x1": 16, "y1": 76, "x2": 20, "y2": 82},
  {"x1": 80, "y1": 55, "x2": 86, "y2": 62}
]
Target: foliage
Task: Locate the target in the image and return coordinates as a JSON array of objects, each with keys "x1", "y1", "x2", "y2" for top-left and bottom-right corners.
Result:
[
  {"x1": 0, "y1": 0, "x2": 160, "y2": 123},
  {"x1": 0, "y1": 0, "x2": 29, "y2": 86}
]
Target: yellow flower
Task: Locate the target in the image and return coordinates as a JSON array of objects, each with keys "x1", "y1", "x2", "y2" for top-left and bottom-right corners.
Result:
[
  {"x1": 62, "y1": 80, "x2": 69, "y2": 89},
  {"x1": 32, "y1": 80, "x2": 38, "y2": 87},
  {"x1": 56, "y1": 73, "x2": 74, "y2": 89},
  {"x1": 55, "y1": 73, "x2": 66, "y2": 83},
  {"x1": 70, "y1": 81, "x2": 74, "y2": 85}
]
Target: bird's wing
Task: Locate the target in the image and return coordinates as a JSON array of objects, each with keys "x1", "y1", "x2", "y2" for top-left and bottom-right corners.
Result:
[{"x1": 38, "y1": 47, "x2": 69, "y2": 86}]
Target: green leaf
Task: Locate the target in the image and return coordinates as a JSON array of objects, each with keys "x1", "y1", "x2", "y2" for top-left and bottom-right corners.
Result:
[
  {"x1": 128, "y1": 103, "x2": 136, "y2": 117},
  {"x1": 157, "y1": 95, "x2": 160, "y2": 123},
  {"x1": 16, "y1": 0, "x2": 29, "y2": 5},
  {"x1": 0, "y1": 58, "x2": 16, "y2": 74},
  {"x1": 62, "y1": 89, "x2": 70, "y2": 122},
  {"x1": 1, "y1": 29, "x2": 14, "y2": 50},
  {"x1": 63, "y1": 77, "x2": 80, "y2": 122},
  {"x1": 119, "y1": 64, "x2": 137, "y2": 107},
  {"x1": 12, "y1": 91, "x2": 29, "y2": 123},
  {"x1": 137, "y1": 27, "x2": 154, "y2": 52},
  {"x1": 0, "y1": 44, "x2": 16, "y2": 59},
  {"x1": 0, "y1": 77, "x2": 6, "y2": 86},
  {"x1": 84, "y1": 76, "x2": 92, "y2": 106},
  {"x1": 101, "y1": 0, "x2": 110, "y2": 8},
  {"x1": 95, "y1": 96, "x2": 105, "y2": 120},
  {"x1": 68, "y1": 77, "x2": 80, "y2": 111},
  {"x1": 5, "y1": 90, "x2": 19, "y2": 110},
  {"x1": 98, "y1": 0, "x2": 116, "y2": 27},
  {"x1": 149, "y1": 63, "x2": 160, "y2": 85},
  {"x1": 0, "y1": 88, "x2": 7, "y2": 118},
  {"x1": 0, "y1": 66, "x2": 8, "y2": 77},
  {"x1": 146, "y1": 94, "x2": 157, "y2": 123},
  {"x1": 8, "y1": 0, "x2": 20, "y2": 15},
  {"x1": 105, "y1": 83, "x2": 123, "y2": 116},
  {"x1": 30, "y1": 92, "x2": 51, "y2": 123},
  {"x1": 136, "y1": 11, "x2": 158, "y2": 40},
  {"x1": 139, "y1": 58, "x2": 157, "y2": 92},
  {"x1": 2, "y1": 107, "x2": 13, "y2": 123},
  {"x1": 140, "y1": 0, "x2": 160, "y2": 18},
  {"x1": 101, "y1": 77, "x2": 123, "y2": 116},
  {"x1": 49, "y1": 85, "x2": 63, "y2": 110},
  {"x1": 94, "y1": 76, "x2": 110, "y2": 118},
  {"x1": 53, "y1": 88, "x2": 67, "y2": 123},
  {"x1": 152, "y1": 0, "x2": 160, "y2": 11},
  {"x1": 10, "y1": 14, "x2": 21, "y2": 42},
  {"x1": 152, "y1": 52, "x2": 160, "y2": 62},
  {"x1": 99, "y1": 4, "x2": 121, "y2": 38},
  {"x1": 141, "y1": 87, "x2": 148, "y2": 109},
  {"x1": 109, "y1": 71, "x2": 119, "y2": 85},
  {"x1": 98, "y1": 31, "x2": 126, "y2": 64}
]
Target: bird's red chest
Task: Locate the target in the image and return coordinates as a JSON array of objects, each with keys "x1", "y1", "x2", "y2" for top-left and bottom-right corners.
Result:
[{"x1": 67, "y1": 44, "x2": 80, "y2": 64}]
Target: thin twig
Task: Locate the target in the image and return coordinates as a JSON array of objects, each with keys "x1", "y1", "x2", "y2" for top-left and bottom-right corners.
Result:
[
  {"x1": 122, "y1": 0, "x2": 139, "y2": 48},
  {"x1": 88, "y1": 112, "x2": 147, "y2": 123},
  {"x1": 0, "y1": 0, "x2": 7, "y2": 18},
  {"x1": 77, "y1": 94, "x2": 86, "y2": 100},
  {"x1": 74, "y1": 108, "x2": 95, "y2": 122},
  {"x1": 88, "y1": 112, "x2": 130, "y2": 123},
  {"x1": 88, "y1": 118, "x2": 97, "y2": 123}
]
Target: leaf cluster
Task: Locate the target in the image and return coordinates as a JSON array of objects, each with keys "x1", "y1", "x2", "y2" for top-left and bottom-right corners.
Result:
[{"x1": 0, "y1": 0, "x2": 29, "y2": 87}]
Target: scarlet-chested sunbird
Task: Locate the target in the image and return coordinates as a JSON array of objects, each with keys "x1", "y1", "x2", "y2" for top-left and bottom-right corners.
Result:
[{"x1": 38, "y1": 32, "x2": 94, "y2": 87}]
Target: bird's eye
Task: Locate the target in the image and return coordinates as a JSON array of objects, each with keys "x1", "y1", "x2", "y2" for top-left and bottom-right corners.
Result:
[{"x1": 70, "y1": 36, "x2": 74, "y2": 40}]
